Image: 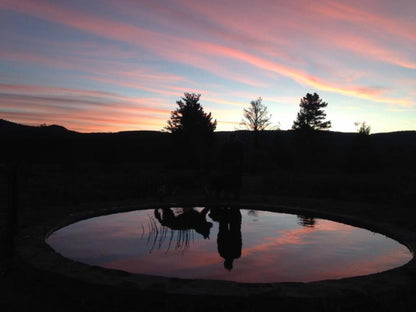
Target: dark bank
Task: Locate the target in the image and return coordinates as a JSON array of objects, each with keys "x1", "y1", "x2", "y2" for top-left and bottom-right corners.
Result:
[{"x1": 1, "y1": 118, "x2": 416, "y2": 311}]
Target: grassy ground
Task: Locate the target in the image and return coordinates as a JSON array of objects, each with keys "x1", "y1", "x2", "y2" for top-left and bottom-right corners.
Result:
[{"x1": 1, "y1": 163, "x2": 416, "y2": 311}]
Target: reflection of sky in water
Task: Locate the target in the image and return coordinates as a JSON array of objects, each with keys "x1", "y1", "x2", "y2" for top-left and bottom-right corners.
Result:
[{"x1": 46, "y1": 208, "x2": 412, "y2": 283}]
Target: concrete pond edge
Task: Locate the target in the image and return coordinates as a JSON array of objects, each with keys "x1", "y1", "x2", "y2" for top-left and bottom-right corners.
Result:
[{"x1": 14, "y1": 200, "x2": 416, "y2": 302}]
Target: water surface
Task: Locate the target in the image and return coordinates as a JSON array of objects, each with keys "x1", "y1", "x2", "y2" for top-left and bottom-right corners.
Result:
[{"x1": 46, "y1": 207, "x2": 412, "y2": 283}]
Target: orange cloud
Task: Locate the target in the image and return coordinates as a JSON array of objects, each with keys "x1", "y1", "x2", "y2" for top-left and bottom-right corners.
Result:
[
  {"x1": 242, "y1": 219, "x2": 351, "y2": 258},
  {"x1": 0, "y1": 83, "x2": 170, "y2": 132},
  {"x1": 3, "y1": 0, "x2": 410, "y2": 107},
  {"x1": 2, "y1": 0, "x2": 415, "y2": 134},
  {"x1": 191, "y1": 42, "x2": 413, "y2": 107},
  {"x1": 313, "y1": 1, "x2": 416, "y2": 45},
  {"x1": 0, "y1": 83, "x2": 118, "y2": 98}
]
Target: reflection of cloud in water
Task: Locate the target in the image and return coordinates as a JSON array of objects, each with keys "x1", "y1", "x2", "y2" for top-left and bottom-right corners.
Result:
[
  {"x1": 141, "y1": 214, "x2": 197, "y2": 254},
  {"x1": 46, "y1": 208, "x2": 412, "y2": 283},
  {"x1": 103, "y1": 250, "x2": 222, "y2": 278}
]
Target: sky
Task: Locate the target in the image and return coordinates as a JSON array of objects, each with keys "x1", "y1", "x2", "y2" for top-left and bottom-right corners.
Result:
[{"x1": 1, "y1": 0, "x2": 415, "y2": 133}]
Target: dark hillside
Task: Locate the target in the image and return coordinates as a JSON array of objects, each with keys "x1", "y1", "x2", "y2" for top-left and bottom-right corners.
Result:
[
  {"x1": 2, "y1": 119, "x2": 414, "y2": 168},
  {"x1": 0, "y1": 119, "x2": 172, "y2": 163},
  {"x1": 0, "y1": 120, "x2": 415, "y2": 207},
  {"x1": 0, "y1": 119, "x2": 76, "y2": 139},
  {"x1": 372, "y1": 131, "x2": 416, "y2": 169}
]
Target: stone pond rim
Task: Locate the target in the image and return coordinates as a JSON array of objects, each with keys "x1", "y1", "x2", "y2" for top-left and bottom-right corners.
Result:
[{"x1": 14, "y1": 200, "x2": 416, "y2": 300}]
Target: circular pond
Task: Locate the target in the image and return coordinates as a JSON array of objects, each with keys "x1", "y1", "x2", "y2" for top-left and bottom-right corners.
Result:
[{"x1": 46, "y1": 207, "x2": 412, "y2": 283}]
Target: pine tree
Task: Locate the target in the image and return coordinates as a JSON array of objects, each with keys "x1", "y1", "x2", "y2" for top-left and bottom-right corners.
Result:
[
  {"x1": 165, "y1": 93, "x2": 217, "y2": 139},
  {"x1": 292, "y1": 93, "x2": 331, "y2": 131}
]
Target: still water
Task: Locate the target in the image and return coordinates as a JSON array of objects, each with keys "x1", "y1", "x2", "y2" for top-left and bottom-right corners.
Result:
[{"x1": 46, "y1": 207, "x2": 412, "y2": 283}]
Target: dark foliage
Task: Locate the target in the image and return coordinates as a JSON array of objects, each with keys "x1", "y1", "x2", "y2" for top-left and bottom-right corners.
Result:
[
  {"x1": 0, "y1": 119, "x2": 172, "y2": 164},
  {"x1": 165, "y1": 93, "x2": 217, "y2": 141},
  {"x1": 164, "y1": 93, "x2": 217, "y2": 168},
  {"x1": 347, "y1": 130, "x2": 379, "y2": 173},
  {"x1": 1, "y1": 119, "x2": 415, "y2": 207},
  {"x1": 355, "y1": 121, "x2": 371, "y2": 135},
  {"x1": 1, "y1": 119, "x2": 416, "y2": 312},
  {"x1": 241, "y1": 97, "x2": 271, "y2": 132},
  {"x1": 292, "y1": 93, "x2": 331, "y2": 131}
]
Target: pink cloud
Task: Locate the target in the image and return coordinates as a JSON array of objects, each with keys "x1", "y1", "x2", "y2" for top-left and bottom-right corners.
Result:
[
  {"x1": 2, "y1": 0, "x2": 415, "y2": 134},
  {"x1": 103, "y1": 250, "x2": 221, "y2": 277},
  {"x1": 243, "y1": 219, "x2": 351, "y2": 258},
  {"x1": 313, "y1": 1, "x2": 416, "y2": 44},
  {"x1": 190, "y1": 42, "x2": 413, "y2": 106},
  {"x1": 170, "y1": 0, "x2": 415, "y2": 100},
  {"x1": 0, "y1": 83, "x2": 118, "y2": 98},
  {"x1": 3, "y1": 0, "x2": 409, "y2": 105},
  {"x1": 0, "y1": 83, "x2": 170, "y2": 132},
  {"x1": 336, "y1": 35, "x2": 416, "y2": 70}
]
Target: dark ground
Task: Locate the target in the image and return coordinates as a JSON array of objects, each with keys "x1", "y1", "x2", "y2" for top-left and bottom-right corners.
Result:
[
  {"x1": 1, "y1": 122, "x2": 416, "y2": 311},
  {"x1": 1, "y1": 169, "x2": 416, "y2": 311}
]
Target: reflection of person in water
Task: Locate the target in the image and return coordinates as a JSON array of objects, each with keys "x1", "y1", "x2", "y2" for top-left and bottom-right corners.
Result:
[
  {"x1": 209, "y1": 207, "x2": 242, "y2": 271},
  {"x1": 154, "y1": 207, "x2": 213, "y2": 239}
]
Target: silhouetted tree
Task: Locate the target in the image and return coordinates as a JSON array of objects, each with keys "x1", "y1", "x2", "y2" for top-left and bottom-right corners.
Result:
[
  {"x1": 241, "y1": 97, "x2": 271, "y2": 151},
  {"x1": 165, "y1": 93, "x2": 217, "y2": 139},
  {"x1": 347, "y1": 121, "x2": 378, "y2": 173},
  {"x1": 165, "y1": 93, "x2": 217, "y2": 168},
  {"x1": 292, "y1": 93, "x2": 331, "y2": 131},
  {"x1": 355, "y1": 121, "x2": 371, "y2": 135},
  {"x1": 154, "y1": 208, "x2": 212, "y2": 240},
  {"x1": 292, "y1": 93, "x2": 331, "y2": 171},
  {"x1": 241, "y1": 97, "x2": 271, "y2": 132}
]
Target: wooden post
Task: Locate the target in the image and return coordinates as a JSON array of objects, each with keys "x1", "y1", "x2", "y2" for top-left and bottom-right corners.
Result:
[{"x1": 6, "y1": 162, "x2": 19, "y2": 256}]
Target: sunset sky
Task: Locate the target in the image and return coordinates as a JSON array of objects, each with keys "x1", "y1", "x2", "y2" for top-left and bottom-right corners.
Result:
[{"x1": 1, "y1": 0, "x2": 415, "y2": 133}]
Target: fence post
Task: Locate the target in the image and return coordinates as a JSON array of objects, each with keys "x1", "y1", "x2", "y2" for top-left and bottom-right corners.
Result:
[{"x1": 6, "y1": 162, "x2": 19, "y2": 256}]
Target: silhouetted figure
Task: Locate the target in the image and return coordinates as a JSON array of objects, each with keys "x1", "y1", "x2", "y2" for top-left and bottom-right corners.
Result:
[
  {"x1": 219, "y1": 134, "x2": 244, "y2": 200},
  {"x1": 154, "y1": 207, "x2": 213, "y2": 239},
  {"x1": 209, "y1": 207, "x2": 242, "y2": 271}
]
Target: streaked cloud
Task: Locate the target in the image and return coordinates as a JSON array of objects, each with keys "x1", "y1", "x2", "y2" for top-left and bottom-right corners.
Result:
[
  {"x1": 0, "y1": 83, "x2": 169, "y2": 132},
  {"x1": 0, "y1": 0, "x2": 415, "y2": 132}
]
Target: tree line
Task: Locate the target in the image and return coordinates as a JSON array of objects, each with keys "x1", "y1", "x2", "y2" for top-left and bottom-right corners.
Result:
[
  {"x1": 163, "y1": 92, "x2": 378, "y2": 179},
  {"x1": 165, "y1": 92, "x2": 334, "y2": 137}
]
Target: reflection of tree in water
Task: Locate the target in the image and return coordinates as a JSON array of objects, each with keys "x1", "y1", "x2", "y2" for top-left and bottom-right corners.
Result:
[
  {"x1": 142, "y1": 207, "x2": 212, "y2": 253},
  {"x1": 297, "y1": 215, "x2": 316, "y2": 228},
  {"x1": 146, "y1": 206, "x2": 243, "y2": 272},
  {"x1": 209, "y1": 207, "x2": 242, "y2": 271},
  {"x1": 141, "y1": 214, "x2": 193, "y2": 253}
]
